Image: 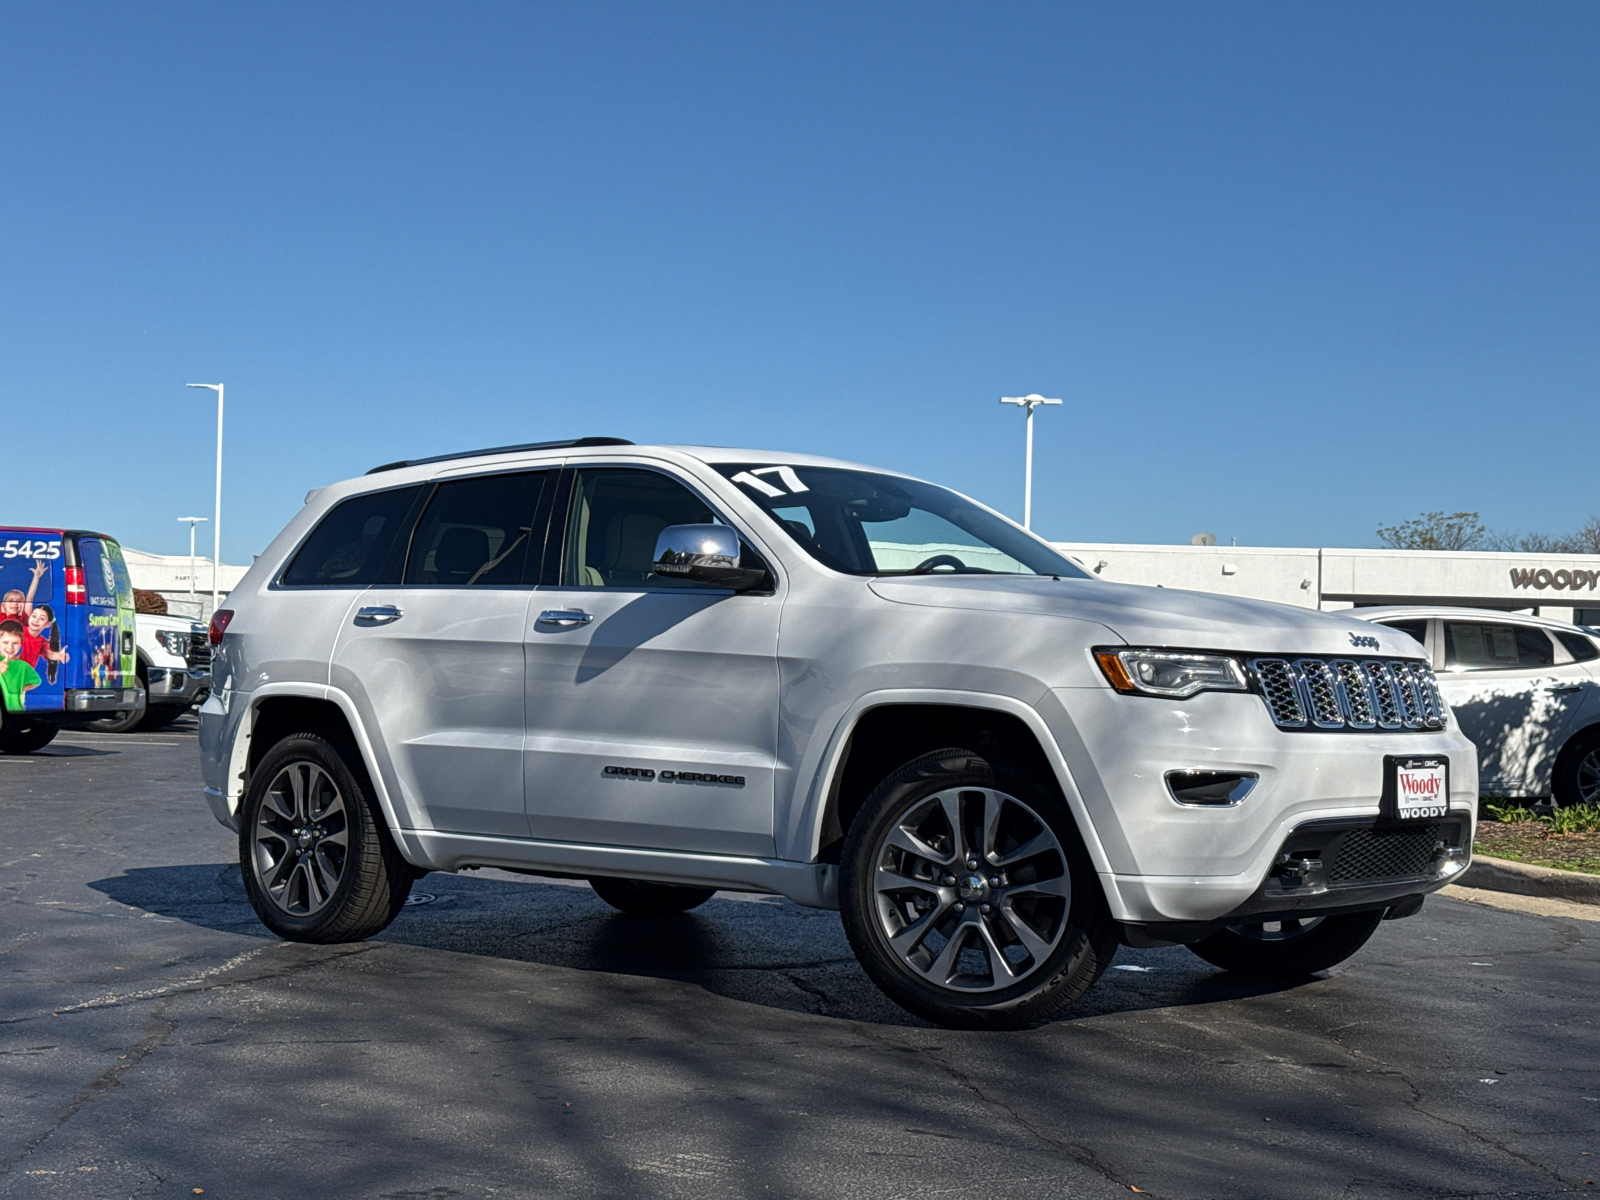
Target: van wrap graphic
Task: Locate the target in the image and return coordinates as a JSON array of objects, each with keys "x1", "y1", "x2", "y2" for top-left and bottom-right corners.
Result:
[{"x1": 0, "y1": 529, "x2": 135, "y2": 713}]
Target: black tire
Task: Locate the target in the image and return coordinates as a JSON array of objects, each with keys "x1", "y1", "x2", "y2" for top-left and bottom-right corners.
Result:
[
  {"x1": 1188, "y1": 911, "x2": 1385, "y2": 977},
  {"x1": 239, "y1": 733, "x2": 412, "y2": 943},
  {"x1": 1552, "y1": 727, "x2": 1600, "y2": 808},
  {"x1": 839, "y1": 747, "x2": 1118, "y2": 1031},
  {"x1": 137, "y1": 704, "x2": 188, "y2": 732},
  {"x1": 0, "y1": 720, "x2": 58, "y2": 754},
  {"x1": 589, "y1": 877, "x2": 717, "y2": 914},
  {"x1": 86, "y1": 673, "x2": 147, "y2": 734}
]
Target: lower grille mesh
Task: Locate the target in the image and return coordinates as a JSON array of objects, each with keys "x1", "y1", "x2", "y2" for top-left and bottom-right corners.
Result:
[{"x1": 1329, "y1": 825, "x2": 1441, "y2": 883}]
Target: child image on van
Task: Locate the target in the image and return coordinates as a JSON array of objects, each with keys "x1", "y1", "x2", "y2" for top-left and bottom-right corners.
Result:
[
  {"x1": 0, "y1": 559, "x2": 48, "y2": 623},
  {"x1": 0, "y1": 620, "x2": 42, "y2": 712},
  {"x1": 21, "y1": 606, "x2": 68, "y2": 679}
]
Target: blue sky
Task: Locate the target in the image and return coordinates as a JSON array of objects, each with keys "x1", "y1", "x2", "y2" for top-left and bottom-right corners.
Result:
[{"x1": 3, "y1": 2, "x2": 1595, "y2": 562}]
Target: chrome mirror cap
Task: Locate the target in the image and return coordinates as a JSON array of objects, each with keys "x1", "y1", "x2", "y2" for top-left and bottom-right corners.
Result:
[{"x1": 652, "y1": 524, "x2": 746, "y2": 585}]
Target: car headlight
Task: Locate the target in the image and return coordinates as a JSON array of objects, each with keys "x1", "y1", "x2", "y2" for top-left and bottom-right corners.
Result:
[{"x1": 1094, "y1": 648, "x2": 1248, "y2": 698}]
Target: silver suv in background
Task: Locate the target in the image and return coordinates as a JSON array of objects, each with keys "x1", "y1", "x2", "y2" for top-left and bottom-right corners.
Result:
[{"x1": 200, "y1": 438, "x2": 1477, "y2": 1028}]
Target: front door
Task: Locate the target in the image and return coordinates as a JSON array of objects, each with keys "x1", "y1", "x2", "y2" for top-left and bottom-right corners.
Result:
[
  {"x1": 522, "y1": 466, "x2": 781, "y2": 856},
  {"x1": 1436, "y1": 618, "x2": 1590, "y2": 795},
  {"x1": 332, "y1": 468, "x2": 550, "y2": 837}
]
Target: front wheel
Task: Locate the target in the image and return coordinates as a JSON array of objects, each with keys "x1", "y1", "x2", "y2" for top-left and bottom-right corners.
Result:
[
  {"x1": 589, "y1": 877, "x2": 716, "y2": 914},
  {"x1": 0, "y1": 720, "x2": 58, "y2": 754},
  {"x1": 239, "y1": 733, "x2": 413, "y2": 943},
  {"x1": 1187, "y1": 911, "x2": 1385, "y2": 977},
  {"x1": 839, "y1": 747, "x2": 1118, "y2": 1030}
]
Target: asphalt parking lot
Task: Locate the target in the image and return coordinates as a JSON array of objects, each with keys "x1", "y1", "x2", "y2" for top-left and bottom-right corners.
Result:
[{"x1": 3, "y1": 726, "x2": 1599, "y2": 1199}]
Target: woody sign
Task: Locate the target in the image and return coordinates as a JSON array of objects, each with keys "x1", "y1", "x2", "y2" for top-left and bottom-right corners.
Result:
[{"x1": 1510, "y1": 567, "x2": 1600, "y2": 591}]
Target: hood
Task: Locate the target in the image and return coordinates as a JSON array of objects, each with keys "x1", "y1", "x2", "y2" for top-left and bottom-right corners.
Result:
[{"x1": 868, "y1": 576, "x2": 1426, "y2": 658}]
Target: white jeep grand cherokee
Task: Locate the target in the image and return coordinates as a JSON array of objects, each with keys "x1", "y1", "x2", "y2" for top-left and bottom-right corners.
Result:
[{"x1": 200, "y1": 438, "x2": 1477, "y2": 1028}]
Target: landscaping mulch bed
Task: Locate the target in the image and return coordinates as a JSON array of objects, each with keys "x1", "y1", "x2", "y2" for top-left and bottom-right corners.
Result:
[{"x1": 1474, "y1": 821, "x2": 1600, "y2": 874}]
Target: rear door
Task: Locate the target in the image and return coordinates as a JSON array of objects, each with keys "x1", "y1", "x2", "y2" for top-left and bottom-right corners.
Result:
[
  {"x1": 331, "y1": 468, "x2": 553, "y2": 838},
  {"x1": 72, "y1": 536, "x2": 136, "y2": 697},
  {"x1": 1437, "y1": 618, "x2": 1586, "y2": 794}
]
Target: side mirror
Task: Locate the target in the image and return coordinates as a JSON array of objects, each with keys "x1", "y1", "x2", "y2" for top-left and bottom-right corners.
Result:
[{"x1": 652, "y1": 525, "x2": 766, "y2": 590}]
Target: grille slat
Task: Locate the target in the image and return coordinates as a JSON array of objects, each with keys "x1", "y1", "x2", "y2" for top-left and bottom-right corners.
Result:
[{"x1": 1249, "y1": 656, "x2": 1446, "y2": 733}]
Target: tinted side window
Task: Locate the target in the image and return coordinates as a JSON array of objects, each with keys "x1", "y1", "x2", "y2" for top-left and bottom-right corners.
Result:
[
  {"x1": 404, "y1": 472, "x2": 546, "y2": 586},
  {"x1": 562, "y1": 469, "x2": 728, "y2": 589},
  {"x1": 1443, "y1": 622, "x2": 1555, "y2": 670},
  {"x1": 1557, "y1": 630, "x2": 1600, "y2": 663},
  {"x1": 1377, "y1": 619, "x2": 1428, "y2": 647},
  {"x1": 282, "y1": 486, "x2": 423, "y2": 587}
]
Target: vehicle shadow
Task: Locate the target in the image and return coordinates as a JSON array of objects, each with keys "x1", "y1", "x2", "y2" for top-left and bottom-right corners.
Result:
[{"x1": 87, "y1": 862, "x2": 1305, "y2": 1026}]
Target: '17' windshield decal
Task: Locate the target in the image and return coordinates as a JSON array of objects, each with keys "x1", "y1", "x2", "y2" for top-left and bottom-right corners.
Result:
[{"x1": 730, "y1": 466, "x2": 809, "y2": 498}]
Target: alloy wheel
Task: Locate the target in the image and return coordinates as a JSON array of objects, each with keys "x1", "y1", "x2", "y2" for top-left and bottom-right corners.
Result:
[
  {"x1": 1577, "y1": 748, "x2": 1600, "y2": 805},
  {"x1": 870, "y1": 786, "x2": 1070, "y2": 992},
  {"x1": 251, "y1": 760, "x2": 351, "y2": 916}
]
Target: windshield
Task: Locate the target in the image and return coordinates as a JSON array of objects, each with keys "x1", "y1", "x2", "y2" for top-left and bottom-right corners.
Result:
[{"x1": 714, "y1": 464, "x2": 1090, "y2": 578}]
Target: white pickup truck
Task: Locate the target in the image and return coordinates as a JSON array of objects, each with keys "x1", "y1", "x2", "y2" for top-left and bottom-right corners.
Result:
[{"x1": 90, "y1": 610, "x2": 210, "y2": 732}]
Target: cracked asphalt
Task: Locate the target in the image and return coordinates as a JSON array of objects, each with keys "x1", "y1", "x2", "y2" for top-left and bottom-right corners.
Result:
[{"x1": 4, "y1": 725, "x2": 1600, "y2": 1199}]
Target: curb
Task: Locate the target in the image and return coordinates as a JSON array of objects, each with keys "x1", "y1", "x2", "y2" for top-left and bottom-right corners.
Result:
[{"x1": 1456, "y1": 854, "x2": 1600, "y2": 906}]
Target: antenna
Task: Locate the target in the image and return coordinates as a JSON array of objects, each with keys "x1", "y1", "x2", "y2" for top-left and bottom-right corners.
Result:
[{"x1": 1191, "y1": 532, "x2": 1217, "y2": 546}]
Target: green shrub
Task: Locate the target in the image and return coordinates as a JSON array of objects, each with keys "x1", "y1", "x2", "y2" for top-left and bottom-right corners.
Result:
[
  {"x1": 1485, "y1": 803, "x2": 1539, "y2": 824},
  {"x1": 1546, "y1": 805, "x2": 1600, "y2": 835}
]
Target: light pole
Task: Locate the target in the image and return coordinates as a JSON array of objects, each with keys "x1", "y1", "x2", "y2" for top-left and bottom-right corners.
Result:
[
  {"x1": 188, "y1": 385, "x2": 227, "y2": 611},
  {"x1": 998, "y1": 393, "x2": 1061, "y2": 530},
  {"x1": 177, "y1": 517, "x2": 208, "y2": 597}
]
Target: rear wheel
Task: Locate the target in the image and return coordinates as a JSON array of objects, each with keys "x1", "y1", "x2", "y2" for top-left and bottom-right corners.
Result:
[
  {"x1": 1553, "y1": 729, "x2": 1600, "y2": 808},
  {"x1": 1188, "y1": 911, "x2": 1385, "y2": 977},
  {"x1": 86, "y1": 673, "x2": 147, "y2": 734},
  {"x1": 839, "y1": 747, "x2": 1118, "y2": 1030},
  {"x1": 239, "y1": 733, "x2": 413, "y2": 943},
  {"x1": 589, "y1": 877, "x2": 716, "y2": 914},
  {"x1": 0, "y1": 721, "x2": 58, "y2": 754}
]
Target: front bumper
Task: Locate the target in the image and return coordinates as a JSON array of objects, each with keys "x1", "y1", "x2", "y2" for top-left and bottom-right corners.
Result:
[
  {"x1": 1121, "y1": 813, "x2": 1472, "y2": 945},
  {"x1": 147, "y1": 666, "x2": 210, "y2": 707}
]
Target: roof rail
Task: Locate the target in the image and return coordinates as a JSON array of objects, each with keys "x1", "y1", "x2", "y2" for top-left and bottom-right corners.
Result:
[{"x1": 366, "y1": 437, "x2": 634, "y2": 475}]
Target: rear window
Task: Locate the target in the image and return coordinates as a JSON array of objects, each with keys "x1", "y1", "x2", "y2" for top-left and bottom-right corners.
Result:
[
  {"x1": 1443, "y1": 621, "x2": 1555, "y2": 671},
  {"x1": 282, "y1": 486, "x2": 423, "y2": 587},
  {"x1": 1557, "y1": 630, "x2": 1600, "y2": 663}
]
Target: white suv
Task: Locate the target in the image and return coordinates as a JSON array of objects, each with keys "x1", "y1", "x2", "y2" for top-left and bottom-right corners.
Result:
[{"x1": 200, "y1": 439, "x2": 1477, "y2": 1028}]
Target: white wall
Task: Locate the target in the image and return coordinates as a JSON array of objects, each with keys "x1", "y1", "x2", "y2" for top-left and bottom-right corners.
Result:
[{"x1": 1053, "y1": 541, "x2": 1600, "y2": 621}]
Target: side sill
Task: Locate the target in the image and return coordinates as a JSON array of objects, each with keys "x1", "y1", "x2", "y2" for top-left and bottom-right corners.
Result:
[{"x1": 403, "y1": 831, "x2": 840, "y2": 910}]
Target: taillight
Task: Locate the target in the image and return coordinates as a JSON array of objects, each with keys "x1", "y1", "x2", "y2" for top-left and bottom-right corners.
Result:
[
  {"x1": 208, "y1": 609, "x2": 234, "y2": 645},
  {"x1": 65, "y1": 566, "x2": 86, "y2": 605}
]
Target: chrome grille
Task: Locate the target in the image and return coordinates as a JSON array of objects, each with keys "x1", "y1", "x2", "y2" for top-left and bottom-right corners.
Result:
[
  {"x1": 1249, "y1": 657, "x2": 1446, "y2": 733},
  {"x1": 1332, "y1": 660, "x2": 1376, "y2": 729},
  {"x1": 1253, "y1": 659, "x2": 1306, "y2": 728},
  {"x1": 186, "y1": 629, "x2": 211, "y2": 671},
  {"x1": 1297, "y1": 659, "x2": 1344, "y2": 728}
]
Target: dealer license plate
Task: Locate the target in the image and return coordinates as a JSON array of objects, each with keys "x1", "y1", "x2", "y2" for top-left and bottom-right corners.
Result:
[{"x1": 1383, "y1": 755, "x2": 1449, "y2": 821}]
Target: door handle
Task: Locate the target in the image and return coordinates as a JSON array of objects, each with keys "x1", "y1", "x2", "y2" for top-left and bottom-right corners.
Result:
[
  {"x1": 355, "y1": 605, "x2": 404, "y2": 623},
  {"x1": 1549, "y1": 684, "x2": 1585, "y2": 695},
  {"x1": 537, "y1": 609, "x2": 593, "y2": 627}
]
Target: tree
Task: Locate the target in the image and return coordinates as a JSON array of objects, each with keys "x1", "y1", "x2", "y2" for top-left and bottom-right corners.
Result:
[
  {"x1": 1376, "y1": 511, "x2": 1487, "y2": 551},
  {"x1": 1572, "y1": 517, "x2": 1600, "y2": 556}
]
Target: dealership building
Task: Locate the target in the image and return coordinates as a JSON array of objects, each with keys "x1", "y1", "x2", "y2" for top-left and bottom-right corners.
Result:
[{"x1": 1052, "y1": 542, "x2": 1600, "y2": 626}]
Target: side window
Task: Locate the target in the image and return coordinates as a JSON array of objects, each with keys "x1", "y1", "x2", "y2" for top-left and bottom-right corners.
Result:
[
  {"x1": 1443, "y1": 621, "x2": 1555, "y2": 671},
  {"x1": 1556, "y1": 630, "x2": 1600, "y2": 664},
  {"x1": 561, "y1": 468, "x2": 729, "y2": 589},
  {"x1": 404, "y1": 471, "x2": 546, "y2": 586},
  {"x1": 1376, "y1": 619, "x2": 1427, "y2": 647},
  {"x1": 281, "y1": 486, "x2": 423, "y2": 587}
]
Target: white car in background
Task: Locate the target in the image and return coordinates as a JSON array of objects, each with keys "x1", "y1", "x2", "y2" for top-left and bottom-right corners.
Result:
[{"x1": 1358, "y1": 608, "x2": 1600, "y2": 805}]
